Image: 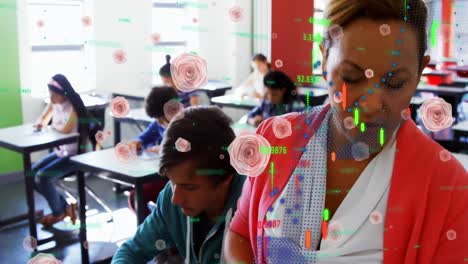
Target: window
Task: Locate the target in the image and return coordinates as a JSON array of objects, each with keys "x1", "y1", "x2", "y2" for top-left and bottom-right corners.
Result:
[
  {"x1": 28, "y1": 0, "x2": 92, "y2": 96},
  {"x1": 151, "y1": 0, "x2": 197, "y2": 84}
]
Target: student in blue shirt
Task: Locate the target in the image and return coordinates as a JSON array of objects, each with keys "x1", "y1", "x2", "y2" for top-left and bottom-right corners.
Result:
[
  {"x1": 248, "y1": 70, "x2": 306, "y2": 126},
  {"x1": 160, "y1": 54, "x2": 200, "y2": 107},
  {"x1": 127, "y1": 86, "x2": 180, "y2": 217}
]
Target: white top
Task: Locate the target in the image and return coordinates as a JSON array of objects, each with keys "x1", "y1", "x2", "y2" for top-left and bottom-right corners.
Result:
[
  {"x1": 51, "y1": 101, "x2": 78, "y2": 157},
  {"x1": 234, "y1": 71, "x2": 265, "y2": 98},
  {"x1": 263, "y1": 110, "x2": 397, "y2": 263}
]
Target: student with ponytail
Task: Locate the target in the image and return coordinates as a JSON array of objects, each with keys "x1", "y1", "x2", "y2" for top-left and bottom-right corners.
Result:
[
  {"x1": 247, "y1": 70, "x2": 305, "y2": 126},
  {"x1": 32, "y1": 74, "x2": 87, "y2": 227},
  {"x1": 159, "y1": 54, "x2": 199, "y2": 107}
]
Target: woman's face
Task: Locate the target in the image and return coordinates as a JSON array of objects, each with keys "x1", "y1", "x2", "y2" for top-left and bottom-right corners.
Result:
[
  {"x1": 49, "y1": 90, "x2": 66, "y2": 104},
  {"x1": 322, "y1": 19, "x2": 430, "y2": 154},
  {"x1": 253, "y1": 60, "x2": 269, "y2": 74},
  {"x1": 266, "y1": 87, "x2": 286, "y2": 105}
]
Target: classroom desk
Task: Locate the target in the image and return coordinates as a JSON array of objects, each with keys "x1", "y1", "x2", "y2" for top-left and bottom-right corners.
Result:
[
  {"x1": 70, "y1": 148, "x2": 162, "y2": 264},
  {"x1": 0, "y1": 124, "x2": 79, "y2": 248},
  {"x1": 211, "y1": 87, "x2": 329, "y2": 110},
  {"x1": 112, "y1": 108, "x2": 153, "y2": 145},
  {"x1": 453, "y1": 153, "x2": 468, "y2": 170},
  {"x1": 111, "y1": 80, "x2": 232, "y2": 102},
  {"x1": 452, "y1": 120, "x2": 468, "y2": 152}
]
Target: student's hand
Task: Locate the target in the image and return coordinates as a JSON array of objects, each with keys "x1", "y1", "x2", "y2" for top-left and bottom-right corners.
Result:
[
  {"x1": 33, "y1": 123, "x2": 43, "y2": 130},
  {"x1": 146, "y1": 145, "x2": 161, "y2": 154},
  {"x1": 253, "y1": 92, "x2": 263, "y2": 100},
  {"x1": 249, "y1": 115, "x2": 263, "y2": 127},
  {"x1": 128, "y1": 141, "x2": 143, "y2": 152}
]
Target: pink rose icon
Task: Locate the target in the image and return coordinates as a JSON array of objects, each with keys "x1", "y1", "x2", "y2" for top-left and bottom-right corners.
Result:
[
  {"x1": 163, "y1": 99, "x2": 184, "y2": 122},
  {"x1": 229, "y1": 6, "x2": 243, "y2": 22},
  {"x1": 343, "y1": 116, "x2": 356, "y2": 130},
  {"x1": 151, "y1": 32, "x2": 161, "y2": 45},
  {"x1": 369, "y1": 211, "x2": 383, "y2": 224},
  {"x1": 114, "y1": 142, "x2": 136, "y2": 162},
  {"x1": 27, "y1": 253, "x2": 62, "y2": 264},
  {"x1": 171, "y1": 53, "x2": 208, "y2": 92},
  {"x1": 420, "y1": 97, "x2": 454, "y2": 132},
  {"x1": 328, "y1": 24, "x2": 343, "y2": 41},
  {"x1": 110, "y1": 96, "x2": 130, "y2": 118},
  {"x1": 37, "y1": 20, "x2": 44, "y2": 28},
  {"x1": 365, "y1": 69, "x2": 374, "y2": 79},
  {"x1": 22, "y1": 236, "x2": 37, "y2": 252},
  {"x1": 81, "y1": 16, "x2": 92, "y2": 27},
  {"x1": 439, "y1": 149, "x2": 452, "y2": 162},
  {"x1": 379, "y1": 24, "x2": 391, "y2": 36},
  {"x1": 95, "y1": 130, "x2": 105, "y2": 144},
  {"x1": 446, "y1": 229, "x2": 457, "y2": 240},
  {"x1": 272, "y1": 117, "x2": 292, "y2": 139},
  {"x1": 327, "y1": 220, "x2": 344, "y2": 243},
  {"x1": 274, "y1": 59, "x2": 283, "y2": 68},
  {"x1": 401, "y1": 108, "x2": 411, "y2": 121},
  {"x1": 228, "y1": 131, "x2": 271, "y2": 177},
  {"x1": 332, "y1": 91, "x2": 342, "y2": 104},
  {"x1": 113, "y1": 49, "x2": 127, "y2": 64},
  {"x1": 106, "y1": 130, "x2": 112, "y2": 137},
  {"x1": 175, "y1": 137, "x2": 191, "y2": 152}
]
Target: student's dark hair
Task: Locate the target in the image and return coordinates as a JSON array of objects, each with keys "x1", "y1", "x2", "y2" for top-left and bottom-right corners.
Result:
[
  {"x1": 263, "y1": 71, "x2": 297, "y2": 103},
  {"x1": 323, "y1": 0, "x2": 428, "y2": 71},
  {"x1": 252, "y1": 53, "x2": 271, "y2": 70},
  {"x1": 159, "y1": 55, "x2": 172, "y2": 77},
  {"x1": 47, "y1": 74, "x2": 89, "y2": 153},
  {"x1": 145, "y1": 86, "x2": 179, "y2": 118},
  {"x1": 159, "y1": 106, "x2": 236, "y2": 185}
]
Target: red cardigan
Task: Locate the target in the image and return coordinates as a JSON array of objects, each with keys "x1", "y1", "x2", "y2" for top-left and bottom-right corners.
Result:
[{"x1": 230, "y1": 104, "x2": 468, "y2": 263}]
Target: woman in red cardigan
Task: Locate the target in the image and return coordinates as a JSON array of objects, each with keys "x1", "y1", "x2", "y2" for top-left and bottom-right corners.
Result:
[{"x1": 223, "y1": 0, "x2": 468, "y2": 263}]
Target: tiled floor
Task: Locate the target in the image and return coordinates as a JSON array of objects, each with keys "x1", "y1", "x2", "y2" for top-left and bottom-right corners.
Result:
[{"x1": 0, "y1": 174, "x2": 138, "y2": 264}]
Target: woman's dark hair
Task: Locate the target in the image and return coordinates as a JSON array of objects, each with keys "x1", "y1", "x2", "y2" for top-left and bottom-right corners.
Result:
[
  {"x1": 252, "y1": 53, "x2": 271, "y2": 70},
  {"x1": 47, "y1": 74, "x2": 89, "y2": 153},
  {"x1": 159, "y1": 106, "x2": 236, "y2": 185},
  {"x1": 323, "y1": 0, "x2": 428, "y2": 71},
  {"x1": 263, "y1": 71, "x2": 297, "y2": 103},
  {"x1": 159, "y1": 55, "x2": 172, "y2": 77},
  {"x1": 145, "y1": 86, "x2": 179, "y2": 118}
]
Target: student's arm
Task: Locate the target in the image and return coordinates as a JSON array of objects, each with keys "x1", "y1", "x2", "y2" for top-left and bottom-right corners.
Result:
[
  {"x1": 35, "y1": 104, "x2": 53, "y2": 127},
  {"x1": 223, "y1": 231, "x2": 254, "y2": 264},
  {"x1": 247, "y1": 103, "x2": 264, "y2": 126},
  {"x1": 137, "y1": 121, "x2": 163, "y2": 148},
  {"x1": 60, "y1": 110, "x2": 78, "y2": 134},
  {"x1": 224, "y1": 176, "x2": 255, "y2": 263},
  {"x1": 112, "y1": 184, "x2": 174, "y2": 263}
]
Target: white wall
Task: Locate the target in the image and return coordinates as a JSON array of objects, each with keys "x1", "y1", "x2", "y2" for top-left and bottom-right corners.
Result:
[
  {"x1": 197, "y1": 0, "x2": 252, "y2": 87},
  {"x1": 93, "y1": 0, "x2": 152, "y2": 95}
]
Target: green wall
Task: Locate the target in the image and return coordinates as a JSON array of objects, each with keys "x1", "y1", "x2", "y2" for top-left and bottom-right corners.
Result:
[{"x1": 0, "y1": 0, "x2": 24, "y2": 173}]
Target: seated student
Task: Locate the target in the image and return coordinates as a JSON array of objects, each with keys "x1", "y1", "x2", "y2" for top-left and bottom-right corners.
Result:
[
  {"x1": 235, "y1": 53, "x2": 271, "y2": 99},
  {"x1": 224, "y1": 0, "x2": 467, "y2": 263},
  {"x1": 32, "y1": 74, "x2": 87, "y2": 227},
  {"x1": 160, "y1": 54, "x2": 199, "y2": 107},
  {"x1": 112, "y1": 106, "x2": 246, "y2": 264},
  {"x1": 248, "y1": 70, "x2": 305, "y2": 126},
  {"x1": 127, "y1": 86, "x2": 179, "y2": 217}
]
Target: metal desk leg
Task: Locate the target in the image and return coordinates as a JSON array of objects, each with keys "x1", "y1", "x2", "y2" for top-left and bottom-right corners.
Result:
[
  {"x1": 23, "y1": 153, "x2": 38, "y2": 251},
  {"x1": 114, "y1": 118, "x2": 121, "y2": 145},
  {"x1": 77, "y1": 171, "x2": 90, "y2": 264},
  {"x1": 134, "y1": 182, "x2": 146, "y2": 225}
]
